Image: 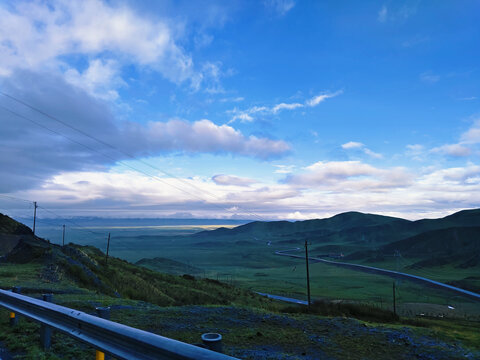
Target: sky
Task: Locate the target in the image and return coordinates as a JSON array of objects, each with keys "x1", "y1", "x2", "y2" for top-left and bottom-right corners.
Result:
[{"x1": 0, "y1": 0, "x2": 480, "y2": 221}]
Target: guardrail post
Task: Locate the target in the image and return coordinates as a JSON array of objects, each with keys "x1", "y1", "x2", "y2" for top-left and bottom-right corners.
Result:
[
  {"x1": 40, "y1": 294, "x2": 53, "y2": 350},
  {"x1": 95, "y1": 307, "x2": 111, "y2": 360},
  {"x1": 9, "y1": 287, "x2": 21, "y2": 326}
]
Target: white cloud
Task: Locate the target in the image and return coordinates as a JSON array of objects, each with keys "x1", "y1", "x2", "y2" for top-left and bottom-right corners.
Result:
[
  {"x1": 405, "y1": 144, "x2": 425, "y2": 161},
  {"x1": 273, "y1": 164, "x2": 296, "y2": 174},
  {"x1": 230, "y1": 113, "x2": 254, "y2": 123},
  {"x1": 425, "y1": 118, "x2": 480, "y2": 159},
  {"x1": 378, "y1": 4, "x2": 416, "y2": 23},
  {"x1": 342, "y1": 141, "x2": 364, "y2": 150},
  {"x1": 406, "y1": 144, "x2": 424, "y2": 152},
  {"x1": 228, "y1": 91, "x2": 341, "y2": 123},
  {"x1": 64, "y1": 59, "x2": 126, "y2": 101},
  {"x1": 14, "y1": 170, "x2": 300, "y2": 219},
  {"x1": 427, "y1": 164, "x2": 480, "y2": 183},
  {"x1": 287, "y1": 161, "x2": 412, "y2": 191},
  {"x1": 363, "y1": 148, "x2": 383, "y2": 159},
  {"x1": 264, "y1": 0, "x2": 296, "y2": 16},
  {"x1": 431, "y1": 144, "x2": 472, "y2": 157},
  {"x1": 460, "y1": 119, "x2": 480, "y2": 144},
  {"x1": 272, "y1": 102, "x2": 303, "y2": 113},
  {"x1": 134, "y1": 119, "x2": 291, "y2": 159},
  {"x1": 0, "y1": 0, "x2": 207, "y2": 89},
  {"x1": 212, "y1": 175, "x2": 257, "y2": 187},
  {"x1": 220, "y1": 97, "x2": 245, "y2": 103},
  {"x1": 306, "y1": 91, "x2": 343, "y2": 107},
  {"x1": 342, "y1": 141, "x2": 383, "y2": 159},
  {"x1": 420, "y1": 72, "x2": 440, "y2": 83},
  {"x1": 285, "y1": 211, "x2": 324, "y2": 220},
  {"x1": 378, "y1": 5, "x2": 388, "y2": 23},
  {"x1": 5, "y1": 159, "x2": 480, "y2": 221}
]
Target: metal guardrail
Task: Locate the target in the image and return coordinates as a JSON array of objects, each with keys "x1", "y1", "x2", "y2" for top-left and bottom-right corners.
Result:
[{"x1": 0, "y1": 288, "x2": 240, "y2": 360}]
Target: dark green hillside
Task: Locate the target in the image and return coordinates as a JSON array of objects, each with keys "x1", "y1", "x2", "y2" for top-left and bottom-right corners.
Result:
[
  {"x1": 195, "y1": 209, "x2": 480, "y2": 244},
  {"x1": 135, "y1": 256, "x2": 203, "y2": 276},
  {"x1": 381, "y1": 226, "x2": 480, "y2": 255},
  {"x1": 191, "y1": 209, "x2": 480, "y2": 257},
  {"x1": 0, "y1": 213, "x2": 37, "y2": 256},
  {"x1": 414, "y1": 209, "x2": 480, "y2": 230},
  {"x1": 194, "y1": 211, "x2": 407, "y2": 240},
  {"x1": 381, "y1": 226, "x2": 480, "y2": 268},
  {"x1": 0, "y1": 213, "x2": 33, "y2": 235},
  {"x1": 346, "y1": 226, "x2": 480, "y2": 268}
]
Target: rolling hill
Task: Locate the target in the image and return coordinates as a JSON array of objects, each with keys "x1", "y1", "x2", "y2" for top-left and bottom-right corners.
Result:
[{"x1": 191, "y1": 209, "x2": 480, "y2": 257}]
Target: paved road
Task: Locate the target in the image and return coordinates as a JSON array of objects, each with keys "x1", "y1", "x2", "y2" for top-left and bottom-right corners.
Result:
[
  {"x1": 256, "y1": 292, "x2": 308, "y2": 305},
  {"x1": 275, "y1": 248, "x2": 480, "y2": 301}
]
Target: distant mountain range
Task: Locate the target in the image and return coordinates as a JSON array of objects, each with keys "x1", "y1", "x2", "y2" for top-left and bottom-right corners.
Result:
[
  {"x1": 4, "y1": 208, "x2": 480, "y2": 269},
  {"x1": 192, "y1": 208, "x2": 480, "y2": 270}
]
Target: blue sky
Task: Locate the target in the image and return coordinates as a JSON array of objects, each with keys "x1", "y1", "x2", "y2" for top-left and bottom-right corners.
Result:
[{"x1": 0, "y1": 0, "x2": 479, "y2": 220}]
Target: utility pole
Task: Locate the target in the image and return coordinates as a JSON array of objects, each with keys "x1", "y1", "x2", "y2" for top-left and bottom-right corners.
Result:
[
  {"x1": 305, "y1": 240, "x2": 311, "y2": 308},
  {"x1": 105, "y1": 233, "x2": 110, "y2": 266},
  {"x1": 33, "y1": 201, "x2": 38, "y2": 236},
  {"x1": 392, "y1": 282, "x2": 396, "y2": 316},
  {"x1": 62, "y1": 225, "x2": 65, "y2": 246}
]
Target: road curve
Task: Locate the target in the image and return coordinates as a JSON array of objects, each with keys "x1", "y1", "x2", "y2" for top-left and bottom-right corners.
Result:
[
  {"x1": 256, "y1": 292, "x2": 308, "y2": 305},
  {"x1": 275, "y1": 248, "x2": 480, "y2": 301}
]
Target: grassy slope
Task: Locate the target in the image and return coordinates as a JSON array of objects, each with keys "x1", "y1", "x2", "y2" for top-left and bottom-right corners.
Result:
[{"x1": 135, "y1": 256, "x2": 203, "y2": 275}]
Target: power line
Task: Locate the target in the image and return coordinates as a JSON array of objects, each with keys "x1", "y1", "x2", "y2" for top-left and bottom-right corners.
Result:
[
  {"x1": 0, "y1": 194, "x2": 34, "y2": 204},
  {"x1": 1, "y1": 90, "x2": 251, "y2": 213},
  {"x1": 33, "y1": 217, "x2": 98, "y2": 242},
  {"x1": 37, "y1": 205, "x2": 105, "y2": 236},
  {"x1": 0, "y1": 192, "x2": 108, "y2": 238},
  {"x1": 0, "y1": 104, "x2": 253, "y2": 219},
  {"x1": 0, "y1": 92, "x2": 266, "y2": 221},
  {"x1": 0, "y1": 195, "x2": 106, "y2": 242}
]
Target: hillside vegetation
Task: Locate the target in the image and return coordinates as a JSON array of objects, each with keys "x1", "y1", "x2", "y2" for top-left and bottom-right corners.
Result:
[{"x1": 0, "y1": 214, "x2": 271, "y2": 309}]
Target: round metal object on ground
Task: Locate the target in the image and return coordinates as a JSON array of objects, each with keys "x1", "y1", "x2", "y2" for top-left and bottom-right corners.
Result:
[{"x1": 201, "y1": 333, "x2": 223, "y2": 353}]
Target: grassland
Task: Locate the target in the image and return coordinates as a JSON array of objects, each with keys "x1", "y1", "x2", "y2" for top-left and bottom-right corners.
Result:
[
  {"x1": 2, "y1": 211, "x2": 480, "y2": 359},
  {"x1": 103, "y1": 233, "x2": 480, "y2": 320},
  {"x1": 0, "y1": 244, "x2": 478, "y2": 359},
  {"x1": 35, "y1": 210, "x2": 480, "y2": 316}
]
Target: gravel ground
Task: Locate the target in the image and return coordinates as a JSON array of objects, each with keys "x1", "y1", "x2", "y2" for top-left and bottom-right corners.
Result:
[{"x1": 114, "y1": 305, "x2": 479, "y2": 360}]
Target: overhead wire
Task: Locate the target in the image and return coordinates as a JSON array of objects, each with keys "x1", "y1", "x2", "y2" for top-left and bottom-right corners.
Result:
[
  {"x1": 0, "y1": 192, "x2": 110, "y2": 241},
  {"x1": 37, "y1": 205, "x2": 106, "y2": 236},
  {"x1": 0, "y1": 104, "x2": 264, "y2": 221},
  {"x1": 0, "y1": 92, "x2": 266, "y2": 221},
  {"x1": 0, "y1": 194, "x2": 34, "y2": 204}
]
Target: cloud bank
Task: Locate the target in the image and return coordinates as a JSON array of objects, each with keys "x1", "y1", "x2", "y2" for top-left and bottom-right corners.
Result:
[
  {"x1": 0, "y1": 0, "x2": 201, "y2": 88},
  {"x1": 0, "y1": 71, "x2": 290, "y2": 192}
]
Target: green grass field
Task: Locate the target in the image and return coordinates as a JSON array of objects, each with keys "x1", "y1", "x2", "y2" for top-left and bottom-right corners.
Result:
[{"x1": 105, "y1": 233, "x2": 480, "y2": 320}]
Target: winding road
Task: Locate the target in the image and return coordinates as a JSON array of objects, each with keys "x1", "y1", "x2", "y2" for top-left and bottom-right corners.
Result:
[
  {"x1": 255, "y1": 292, "x2": 308, "y2": 305},
  {"x1": 275, "y1": 248, "x2": 480, "y2": 301}
]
